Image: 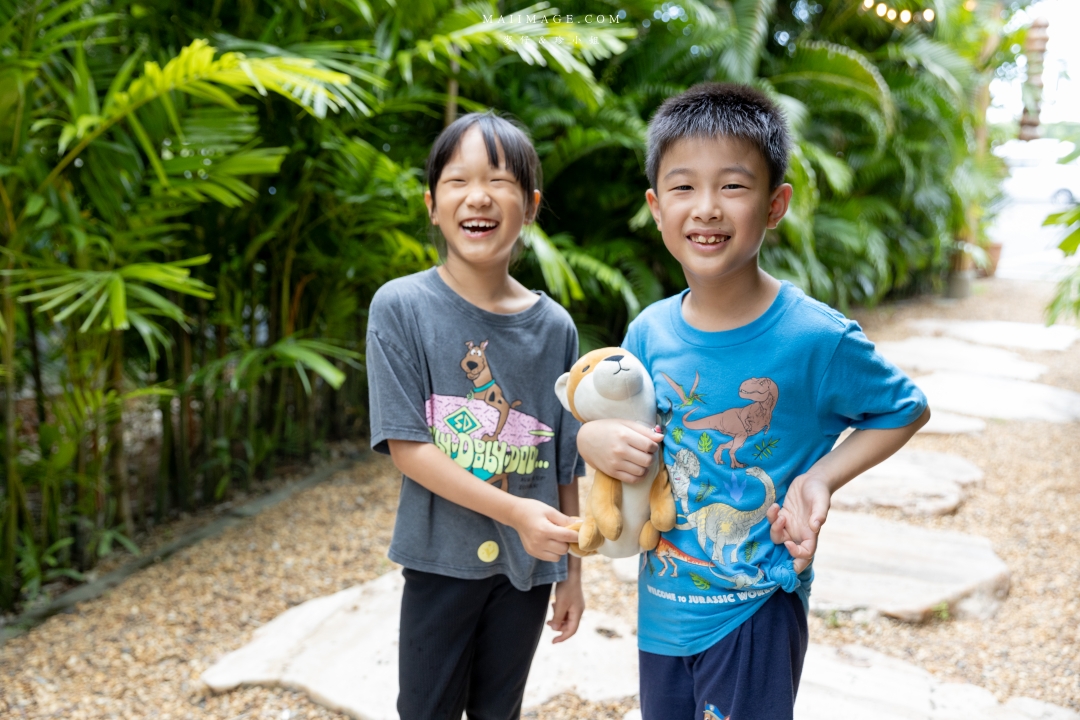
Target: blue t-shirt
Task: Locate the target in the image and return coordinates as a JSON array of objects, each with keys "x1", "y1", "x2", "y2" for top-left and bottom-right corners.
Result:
[{"x1": 624, "y1": 282, "x2": 927, "y2": 656}]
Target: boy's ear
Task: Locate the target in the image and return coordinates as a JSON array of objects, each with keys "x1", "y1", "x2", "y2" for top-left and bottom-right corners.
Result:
[
  {"x1": 554, "y1": 372, "x2": 573, "y2": 413},
  {"x1": 766, "y1": 183, "x2": 793, "y2": 230},
  {"x1": 645, "y1": 188, "x2": 662, "y2": 228}
]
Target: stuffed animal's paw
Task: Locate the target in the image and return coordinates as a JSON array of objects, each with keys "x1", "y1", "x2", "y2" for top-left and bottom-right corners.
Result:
[{"x1": 638, "y1": 521, "x2": 660, "y2": 551}]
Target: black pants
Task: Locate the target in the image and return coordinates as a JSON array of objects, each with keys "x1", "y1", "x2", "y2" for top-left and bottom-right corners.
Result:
[{"x1": 397, "y1": 568, "x2": 552, "y2": 720}]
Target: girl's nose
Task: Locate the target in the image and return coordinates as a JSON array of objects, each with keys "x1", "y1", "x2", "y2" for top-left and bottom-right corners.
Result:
[{"x1": 466, "y1": 186, "x2": 493, "y2": 207}]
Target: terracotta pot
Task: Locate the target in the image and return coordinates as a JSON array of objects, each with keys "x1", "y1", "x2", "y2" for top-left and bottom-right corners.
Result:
[{"x1": 977, "y1": 242, "x2": 1004, "y2": 278}]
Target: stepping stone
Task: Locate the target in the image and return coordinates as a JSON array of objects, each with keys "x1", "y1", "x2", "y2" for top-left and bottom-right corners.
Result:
[
  {"x1": 832, "y1": 451, "x2": 983, "y2": 516},
  {"x1": 202, "y1": 572, "x2": 639, "y2": 718},
  {"x1": 915, "y1": 371, "x2": 1080, "y2": 423},
  {"x1": 918, "y1": 411, "x2": 986, "y2": 435},
  {"x1": 908, "y1": 319, "x2": 1079, "y2": 352},
  {"x1": 611, "y1": 555, "x2": 641, "y2": 583},
  {"x1": 795, "y1": 644, "x2": 1080, "y2": 720},
  {"x1": 811, "y1": 511, "x2": 1010, "y2": 622},
  {"x1": 877, "y1": 337, "x2": 1047, "y2": 380}
]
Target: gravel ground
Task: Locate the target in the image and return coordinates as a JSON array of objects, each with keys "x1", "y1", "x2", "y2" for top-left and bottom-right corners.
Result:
[{"x1": 1, "y1": 277, "x2": 1076, "y2": 718}]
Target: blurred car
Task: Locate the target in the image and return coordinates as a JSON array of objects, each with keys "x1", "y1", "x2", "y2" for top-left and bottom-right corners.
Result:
[{"x1": 994, "y1": 139, "x2": 1080, "y2": 204}]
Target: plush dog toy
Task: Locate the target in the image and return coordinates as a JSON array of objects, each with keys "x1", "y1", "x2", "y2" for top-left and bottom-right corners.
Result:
[{"x1": 555, "y1": 348, "x2": 677, "y2": 558}]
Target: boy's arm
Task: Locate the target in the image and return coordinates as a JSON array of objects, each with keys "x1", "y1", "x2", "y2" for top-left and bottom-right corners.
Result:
[
  {"x1": 549, "y1": 478, "x2": 585, "y2": 643},
  {"x1": 576, "y1": 419, "x2": 663, "y2": 483},
  {"x1": 387, "y1": 440, "x2": 579, "y2": 562},
  {"x1": 768, "y1": 406, "x2": 931, "y2": 572}
]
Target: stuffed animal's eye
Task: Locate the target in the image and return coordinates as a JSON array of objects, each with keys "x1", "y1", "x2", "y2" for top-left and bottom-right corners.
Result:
[{"x1": 581, "y1": 365, "x2": 590, "y2": 373}]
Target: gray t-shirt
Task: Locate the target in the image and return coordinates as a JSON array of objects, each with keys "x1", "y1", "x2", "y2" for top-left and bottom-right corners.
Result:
[{"x1": 367, "y1": 267, "x2": 584, "y2": 590}]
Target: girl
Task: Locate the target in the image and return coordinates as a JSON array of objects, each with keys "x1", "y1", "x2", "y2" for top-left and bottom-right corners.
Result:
[{"x1": 366, "y1": 112, "x2": 585, "y2": 719}]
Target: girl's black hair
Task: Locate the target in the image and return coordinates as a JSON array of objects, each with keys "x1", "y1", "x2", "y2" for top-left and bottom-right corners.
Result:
[{"x1": 426, "y1": 111, "x2": 542, "y2": 220}]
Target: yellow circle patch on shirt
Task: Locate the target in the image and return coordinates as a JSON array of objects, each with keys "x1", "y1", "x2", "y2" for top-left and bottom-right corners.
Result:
[{"x1": 477, "y1": 540, "x2": 500, "y2": 563}]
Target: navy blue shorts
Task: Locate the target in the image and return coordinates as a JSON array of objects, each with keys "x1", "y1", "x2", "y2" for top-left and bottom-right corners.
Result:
[{"x1": 639, "y1": 589, "x2": 809, "y2": 720}]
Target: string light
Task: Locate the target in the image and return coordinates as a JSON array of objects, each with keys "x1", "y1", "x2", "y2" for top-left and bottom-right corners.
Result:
[{"x1": 862, "y1": 2, "x2": 937, "y2": 26}]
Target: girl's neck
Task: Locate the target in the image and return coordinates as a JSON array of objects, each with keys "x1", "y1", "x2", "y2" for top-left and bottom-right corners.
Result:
[
  {"x1": 437, "y1": 255, "x2": 539, "y2": 315},
  {"x1": 682, "y1": 262, "x2": 781, "y2": 332}
]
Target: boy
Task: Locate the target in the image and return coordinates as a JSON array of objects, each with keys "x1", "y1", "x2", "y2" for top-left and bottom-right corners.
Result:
[{"x1": 577, "y1": 83, "x2": 930, "y2": 719}]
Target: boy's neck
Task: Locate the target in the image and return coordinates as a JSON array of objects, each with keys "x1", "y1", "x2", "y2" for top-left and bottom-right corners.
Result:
[
  {"x1": 681, "y1": 261, "x2": 782, "y2": 332},
  {"x1": 437, "y1": 256, "x2": 538, "y2": 315}
]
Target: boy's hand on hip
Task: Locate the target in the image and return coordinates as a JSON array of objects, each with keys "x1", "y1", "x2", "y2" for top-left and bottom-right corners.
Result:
[
  {"x1": 767, "y1": 472, "x2": 831, "y2": 574},
  {"x1": 510, "y1": 499, "x2": 580, "y2": 562},
  {"x1": 549, "y1": 573, "x2": 585, "y2": 643},
  {"x1": 577, "y1": 419, "x2": 662, "y2": 484}
]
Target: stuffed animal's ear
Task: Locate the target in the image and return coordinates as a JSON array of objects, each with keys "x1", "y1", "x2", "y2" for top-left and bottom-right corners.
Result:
[{"x1": 554, "y1": 372, "x2": 572, "y2": 413}]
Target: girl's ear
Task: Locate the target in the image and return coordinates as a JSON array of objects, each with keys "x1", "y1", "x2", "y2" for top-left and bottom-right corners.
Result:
[
  {"x1": 525, "y1": 188, "x2": 541, "y2": 224},
  {"x1": 424, "y1": 189, "x2": 437, "y2": 225}
]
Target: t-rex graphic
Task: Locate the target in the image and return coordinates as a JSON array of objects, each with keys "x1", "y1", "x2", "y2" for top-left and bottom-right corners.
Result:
[
  {"x1": 668, "y1": 447, "x2": 701, "y2": 515},
  {"x1": 682, "y1": 378, "x2": 778, "y2": 468},
  {"x1": 675, "y1": 466, "x2": 776, "y2": 567}
]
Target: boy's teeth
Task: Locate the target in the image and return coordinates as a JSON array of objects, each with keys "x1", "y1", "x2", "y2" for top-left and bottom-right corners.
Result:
[{"x1": 689, "y1": 234, "x2": 728, "y2": 244}]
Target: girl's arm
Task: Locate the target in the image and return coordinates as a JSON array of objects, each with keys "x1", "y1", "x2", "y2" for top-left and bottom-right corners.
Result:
[
  {"x1": 387, "y1": 439, "x2": 580, "y2": 562},
  {"x1": 549, "y1": 478, "x2": 584, "y2": 643}
]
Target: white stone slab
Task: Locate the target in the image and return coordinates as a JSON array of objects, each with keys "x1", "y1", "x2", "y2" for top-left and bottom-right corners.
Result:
[
  {"x1": 877, "y1": 337, "x2": 1048, "y2": 380},
  {"x1": 909, "y1": 319, "x2": 1079, "y2": 352},
  {"x1": 611, "y1": 555, "x2": 641, "y2": 583},
  {"x1": 811, "y1": 511, "x2": 1010, "y2": 622},
  {"x1": 796, "y1": 644, "x2": 1079, "y2": 720},
  {"x1": 918, "y1": 411, "x2": 986, "y2": 435},
  {"x1": 202, "y1": 572, "x2": 639, "y2": 719},
  {"x1": 832, "y1": 451, "x2": 983, "y2": 516},
  {"x1": 915, "y1": 371, "x2": 1080, "y2": 423}
]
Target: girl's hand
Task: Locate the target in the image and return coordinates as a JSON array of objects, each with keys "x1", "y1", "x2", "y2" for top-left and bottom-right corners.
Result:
[
  {"x1": 549, "y1": 572, "x2": 585, "y2": 643},
  {"x1": 509, "y1": 499, "x2": 580, "y2": 562},
  {"x1": 577, "y1": 419, "x2": 662, "y2": 484},
  {"x1": 766, "y1": 472, "x2": 832, "y2": 573}
]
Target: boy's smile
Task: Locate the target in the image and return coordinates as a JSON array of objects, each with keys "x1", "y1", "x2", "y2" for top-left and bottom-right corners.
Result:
[{"x1": 646, "y1": 135, "x2": 791, "y2": 287}]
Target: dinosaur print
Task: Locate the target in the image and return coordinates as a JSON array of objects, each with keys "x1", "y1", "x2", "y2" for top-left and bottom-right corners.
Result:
[
  {"x1": 675, "y1": 466, "x2": 776, "y2": 567},
  {"x1": 653, "y1": 537, "x2": 713, "y2": 578},
  {"x1": 668, "y1": 447, "x2": 701, "y2": 515},
  {"x1": 682, "y1": 378, "x2": 778, "y2": 469},
  {"x1": 661, "y1": 371, "x2": 704, "y2": 408}
]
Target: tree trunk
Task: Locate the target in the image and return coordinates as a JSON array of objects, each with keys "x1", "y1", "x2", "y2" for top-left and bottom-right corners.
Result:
[
  {"x1": 108, "y1": 330, "x2": 134, "y2": 538},
  {"x1": 155, "y1": 352, "x2": 173, "y2": 522},
  {"x1": 176, "y1": 319, "x2": 193, "y2": 511},
  {"x1": 1, "y1": 276, "x2": 23, "y2": 609},
  {"x1": 26, "y1": 306, "x2": 46, "y2": 428}
]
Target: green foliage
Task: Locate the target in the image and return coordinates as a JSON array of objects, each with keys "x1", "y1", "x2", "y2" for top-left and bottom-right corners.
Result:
[
  {"x1": 689, "y1": 572, "x2": 711, "y2": 591},
  {"x1": 671, "y1": 426, "x2": 684, "y2": 445},
  {"x1": 743, "y1": 540, "x2": 760, "y2": 564},
  {"x1": 752, "y1": 437, "x2": 779, "y2": 460},
  {"x1": 694, "y1": 477, "x2": 712, "y2": 503},
  {"x1": 697, "y1": 432, "x2": 714, "y2": 454},
  {"x1": 1045, "y1": 203, "x2": 1080, "y2": 323}
]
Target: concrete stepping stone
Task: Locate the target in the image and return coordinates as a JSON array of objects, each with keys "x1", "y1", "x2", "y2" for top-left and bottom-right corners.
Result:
[
  {"x1": 917, "y1": 410, "x2": 986, "y2": 435},
  {"x1": 623, "y1": 644, "x2": 1078, "y2": 720},
  {"x1": 811, "y1": 511, "x2": 1010, "y2": 622},
  {"x1": 795, "y1": 644, "x2": 1080, "y2": 720},
  {"x1": 832, "y1": 450, "x2": 983, "y2": 516},
  {"x1": 878, "y1": 336, "x2": 1047, "y2": 380},
  {"x1": 202, "y1": 571, "x2": 639, "y2": 719},
  {"x1": 915, "y1": 371, "x2": 1080, "y2": 423},
  {"x1": 909, "y1": 319, "x2": 1078, "y2": 352}
]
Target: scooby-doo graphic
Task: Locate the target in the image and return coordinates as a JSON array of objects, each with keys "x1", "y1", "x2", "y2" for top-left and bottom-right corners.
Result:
[
  {"x1": 683, "y1": 377, "x2": 778, "y2": 469},
  {"x1": 460, "y1": 340, "x2": 522, "y2": 491},
  {"x1": 461, "y1": 340, "x2": 522, "y2": 442}
]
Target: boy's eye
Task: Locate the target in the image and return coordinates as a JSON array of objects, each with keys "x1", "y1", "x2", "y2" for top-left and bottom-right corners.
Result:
[
  {"x1": 672, "y1": 185, "x2": 692, "y2": 191},
  {"x1": 723, "y1": 184, "x2": 745, "y2": 190}
]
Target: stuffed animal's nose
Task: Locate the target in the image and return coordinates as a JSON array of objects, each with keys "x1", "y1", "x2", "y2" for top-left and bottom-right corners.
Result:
[
  {"x1": 466, "y1": 361, "x2": 478, "y2": 370},
  {"x1": 605, "y1": 354, "x2": 624, "y2": 362}
]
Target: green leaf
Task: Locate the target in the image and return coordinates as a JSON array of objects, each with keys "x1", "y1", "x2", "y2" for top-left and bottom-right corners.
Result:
[
  {"x1": 689, "y1": 572, "x2": 711, "y2": 590},
  {"x1": 108, "y1": 275, "x2": 128, "y2": 330}
]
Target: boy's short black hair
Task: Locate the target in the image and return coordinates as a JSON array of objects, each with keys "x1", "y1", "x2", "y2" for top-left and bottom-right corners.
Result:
[
  {"x1": 646, "y1": 83, "x2": 792, "y2": 191},
  {"x1": 426, "y1": 111, "x2": 541, "y2": 217}
]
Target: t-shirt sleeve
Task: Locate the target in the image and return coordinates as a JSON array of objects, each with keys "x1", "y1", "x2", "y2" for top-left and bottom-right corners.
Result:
[
  {"x1": 366, "y1": 297, "x2": 433, "y2": 455},
  {"x1": 815, "y1": 323, "x2": 928, "y2": 436},
  {"x1": 558, "y1": 323, "x2": 586, "y2": 484}
]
